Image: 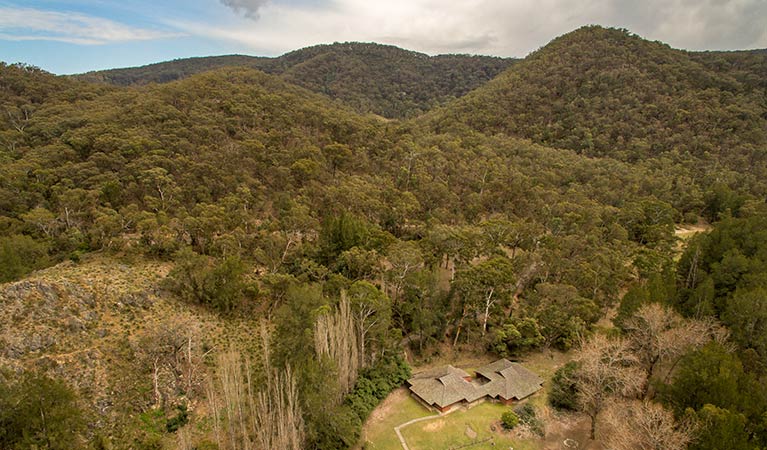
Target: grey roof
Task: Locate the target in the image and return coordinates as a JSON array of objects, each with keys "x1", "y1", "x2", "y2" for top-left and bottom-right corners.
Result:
[
  {"x1": 407, "y1": 360, "x2": 543, "y2": 408},
  {"x1": 410, "y1": 365, "x2": 471, "y2": 381},
  {"x1": 476, "y1": 359, "x2": 543, "y2": 400},
  {"x1": 407, "y1": 365, "x2": 481, "y2": 408}
]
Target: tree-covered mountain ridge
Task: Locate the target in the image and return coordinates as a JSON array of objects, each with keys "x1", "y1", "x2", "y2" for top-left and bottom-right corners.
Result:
[
  {"x1": 74, "y1": 42, "x2": 516, "y2": 119},
  {"x1": 426, "y1": 26, "x2": 767, "y2": 174}
]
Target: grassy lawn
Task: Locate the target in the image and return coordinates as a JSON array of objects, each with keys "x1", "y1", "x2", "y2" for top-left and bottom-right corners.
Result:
[
  {"x1": 358, "y1": 389, "x2": 434, "y2": 450},
  {"x1": 401, "y1": 402, "x2": 539, "y2": 450},
  {"x1": 359, "y1": 389, "x2": 541, "y2": 450}
]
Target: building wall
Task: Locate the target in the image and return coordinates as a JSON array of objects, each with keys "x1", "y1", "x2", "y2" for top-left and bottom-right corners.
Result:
[
  {"x1": 439, "y1": 402, "x2": 463, "y2": 413},
  {"x1": 410, "y1": 392, "x2": 437, "y2": 412},
  {"x1": 465, "y1": 398, "x2": 486, "y2": 409}
]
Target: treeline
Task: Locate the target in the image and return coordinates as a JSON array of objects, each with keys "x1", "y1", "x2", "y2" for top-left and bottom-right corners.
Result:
[{"x1": 76, "y1": 42, "x2": 515, "y2": 119}]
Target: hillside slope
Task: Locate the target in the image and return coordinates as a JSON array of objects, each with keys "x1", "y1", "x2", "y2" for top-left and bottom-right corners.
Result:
[
  {"x1": 428, "y1": 26, "x2": 767, "y2": 173},
  {"x1": 273, "y1": 43, "x2": 515, "y2": 118},
  {"x1": 1, "y1": 62, "x2": 387, "y2": 225},
  {"x1": 75, "y1": 42, "x2": 515, "y2": 118},
  {"x1": 0, "y1": 255, "x2": 262, "y2": 444}
]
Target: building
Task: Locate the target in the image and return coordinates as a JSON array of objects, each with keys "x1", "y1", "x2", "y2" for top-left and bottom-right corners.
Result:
[{"x1": 406, "y1": 359, "x2": 543, "y2": 412}]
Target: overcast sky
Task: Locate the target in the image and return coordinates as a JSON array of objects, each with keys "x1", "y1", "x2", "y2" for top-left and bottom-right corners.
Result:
[{"x1": 1, "y1": 0, "x2": 766, "y2": 74}]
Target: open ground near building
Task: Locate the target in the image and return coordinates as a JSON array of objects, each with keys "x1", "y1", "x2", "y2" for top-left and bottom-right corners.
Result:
[{"x1": 357, "y1": 351, "x2": 602, "y2": 450}]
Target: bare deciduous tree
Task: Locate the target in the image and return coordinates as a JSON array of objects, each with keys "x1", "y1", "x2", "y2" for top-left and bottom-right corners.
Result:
[
  {"x1": 207, "y1": 326, "x2": 304, "y2": 450},
  {"x1": 253, "y1": 365, "x2": 303, "y2": 450},
  {"x1": 624, "y1": 303, "x2": 726, "y2": 396},
  {"x1": 133, "y1": 317, "x2": 204, "y2": 409},
  {"x1": 601, "y1": 399, "x2": 695, "y2": 450},
  {"x1": 314, "y1": 294, "x2": 360, "y2": 399},
  {"x1": 574, "y1": 334, "x2": 645, "y2": 440}
]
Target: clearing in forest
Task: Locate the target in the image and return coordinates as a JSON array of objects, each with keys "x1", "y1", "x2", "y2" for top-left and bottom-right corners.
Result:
[{"x1": 358, "y1": 351, "x2": 601, "y2": 450}]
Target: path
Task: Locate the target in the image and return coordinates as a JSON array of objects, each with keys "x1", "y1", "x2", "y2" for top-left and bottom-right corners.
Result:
[
  {"x1": 394, "y1": 411, "x2": 442, "y2": 450},
  {"x1": 674, "y1": 223, "x2": 711, "y2": 239}
]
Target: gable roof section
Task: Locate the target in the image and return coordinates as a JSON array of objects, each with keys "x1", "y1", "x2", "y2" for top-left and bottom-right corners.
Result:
[
  {"x1": 407, "y1": 365, "x2": 482, "y2": 408},
  {"x1": 476, "y1": 359, "x2": 544, "y2": 400},
  {"x1": 411, "y1": 365, "x2": 471, "y2": 381}
]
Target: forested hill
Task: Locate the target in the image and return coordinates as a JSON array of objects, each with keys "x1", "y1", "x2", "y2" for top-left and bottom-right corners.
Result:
[
  {"x1": 74, "y1": 54, "x2": 271, "y2": 85},
  {"x1": 75, "y1": 42, "x2": 515, "y2": 119},
  {"x1": 428, "y1": 26, "x2": 767, "y2": 173}
]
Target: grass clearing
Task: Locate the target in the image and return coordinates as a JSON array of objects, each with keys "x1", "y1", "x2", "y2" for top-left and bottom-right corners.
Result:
[
  {"x1": 521, "y1": 350, "x2": 571, "y2": 410},
  {"x1": 402, "y1": 402, "x2": 539, "y2": 450},
  {"x1": 358, "y1": 388, "x2": 434, "y2": 450},
  {"x1": 359, "y1": 350, "x2": 600, "y2": 450}
]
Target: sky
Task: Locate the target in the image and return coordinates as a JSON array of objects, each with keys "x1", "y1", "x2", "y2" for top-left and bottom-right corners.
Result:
[{"x1": 1, "y1": 0, "x2": 766, "y2": 74}]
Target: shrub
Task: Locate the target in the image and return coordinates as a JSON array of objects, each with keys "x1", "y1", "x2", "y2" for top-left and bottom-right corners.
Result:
[
  {"x1": 164, "y1": 247, "x2": 249, "y2": 312},
  {"x1": 514, "y1": 403, "x2": 544, "y2": 437},
  {"x1": 166, "y1": 404, "x2": 189, "y2": 433},
  {"x1": 501, "y1": 410, "x2": 520, "y2": 429},
  {"x1": 549, "y1": 361, "x2": 580, "y2": 411},
  {"x1": 514, "y1": 403, "x2": 536, "y2": 422},
  {"x1": 345, "y1": 355, "x2": 411, "y2": 422}
]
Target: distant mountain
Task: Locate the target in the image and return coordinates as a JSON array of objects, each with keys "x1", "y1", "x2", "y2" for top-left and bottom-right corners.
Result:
[
  {"x1": 75, "y1": 54, "x2": 273, "y2": 85},
  {"x1": 429, "y1": 26, "x2": 767, "y2": 173},
  {"x1": 75, "y1": 42, "x2": 515, "y2": 119}
]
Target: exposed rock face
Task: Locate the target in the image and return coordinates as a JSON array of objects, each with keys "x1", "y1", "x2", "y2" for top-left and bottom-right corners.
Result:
[
  {"x1": 1, "y1": 280, "x2": 98, "y2": 355},
  {"x1": 0, "y1": 267, "x2": 150, "y2": 419},
  {"x1": 0, "y1": 275, "x2": 120, "y2": 436}
]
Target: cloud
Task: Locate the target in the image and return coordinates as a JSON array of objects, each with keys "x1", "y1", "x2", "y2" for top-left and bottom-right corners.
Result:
[
  {"x1": 0, "y1": 7, "x2": 184, "y2": 45},
  {"x1": 219, "y1": 0, "x2": 334, "y2": 21},
  {"x1": 184, "y1": 0, "x2": 767, "y2": 57},
  {"x1": 633, "y1": 0, "x2": 767, "y2": 50},
  {"x1": 219, "y1": 0, "x2": 270, "y2": 20}
]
